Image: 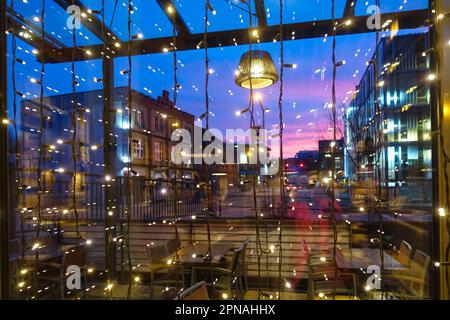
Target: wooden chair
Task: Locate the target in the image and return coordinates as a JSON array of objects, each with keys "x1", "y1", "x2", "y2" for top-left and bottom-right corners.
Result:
[
  {"x1": 238, "y1": 239, "x2": 250, "y2": 291},
  {"x1": 175, "y1": 281, "x2": 209, "y2": 300},
  {"x1": 36, "y1": 245, "x2": 88, "y2": 299},
  {"x1": 166, "y1": 237, "x2": 182, "y2": 254},
  {"x1": 146, "y1": 243, "x2": 183, "y2": 299},
  {"x1": 307, "y1": 249, "x2": 357, "y2": 300},
  {"x1": 191, "y1": 241, "x2": 248, "y2": 300},
  {"x1": 396, "y1": 241, "x2": 413, "y2": 267},
  {"x1": 383, "y1": 250, "x2": 430, "y2": 299}
]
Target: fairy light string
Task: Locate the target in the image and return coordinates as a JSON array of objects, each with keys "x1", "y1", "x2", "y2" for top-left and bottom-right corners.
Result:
[
  {"x1": 229, "y1": 0, "x2": 272, "y2": 299},
  {"x1": 100, "y1": 0, "x2": 114, "y2": 298},
  {"x1": 69, "y1": 0, "x2": 83, "y2": 246},
  {"x1": 10, "y1": 0, "x2": 27, "y2": 269},
  {"x1": 372, "y1": 0, "x2": 386, "y2": 300},
  {"x1": 241, "y1": 0, "x2": 263, "y2": 299},
  {"x1": 203, "y1": 1, "x2": 214, "y2": 284},
  {"x1": 125, "y1": 0, "x2": 134, "y2": 299},
  {"x1": 277, "y1": 0, "x2": 286, "y2": 300},
  {"x1": 33, "y1": 0, "x2": 46, "y2": 272},
  {"x1": 169, "y1": 1, "x2": 182, "y2": 291},
  {"x1": 330, "y1": 0, "x2": 339, "y2": 300}
]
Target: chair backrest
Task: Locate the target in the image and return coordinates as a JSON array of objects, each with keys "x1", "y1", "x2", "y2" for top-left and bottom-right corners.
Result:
[
  {"x1": 166, "y1": 237, "x2": 181, "y2": 255},
  {"x1": 397, "y1": 241, "x2": 413, "y2": 266},
  {"x1": 231, "y1": 239, "x2": 249, "y2": 274},
  {"x1": 146, "y1": 243, "x2": 168, "y2": 264},
  {"x1": 408, "y1": 250, "x2": 431, "y2": 298},
  {"x1": 411, "y1": 250, "x2": 430, "y2": 275},
  {"x1": 62, "y1": 245, "x2": 87, "y2": 269},
  {"x1": 176, "y1": 281, "x2": 209, "y2": 300}
]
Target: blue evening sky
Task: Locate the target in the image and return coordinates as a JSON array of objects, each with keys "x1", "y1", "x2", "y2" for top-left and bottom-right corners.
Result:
[{"x1": 7, "y1": 0, "x2": 428, "y2": 156}]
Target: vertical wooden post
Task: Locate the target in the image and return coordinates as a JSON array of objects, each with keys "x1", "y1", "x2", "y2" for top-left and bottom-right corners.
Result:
[
  {"x1": 434, "y1": 0, "x2": 450, "y2": 300},
  {"x1": 103, "y1": 57, "x2": 117, "y2": 278}
]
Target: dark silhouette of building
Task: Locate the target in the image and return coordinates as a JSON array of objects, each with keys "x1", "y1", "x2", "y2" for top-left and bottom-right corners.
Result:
[
  {"x1": 295, "y1": 150, "x2": 319, "y2": 171},
  {"x1": 318, "y1": 139, "x2": 344, "y2": 183}
]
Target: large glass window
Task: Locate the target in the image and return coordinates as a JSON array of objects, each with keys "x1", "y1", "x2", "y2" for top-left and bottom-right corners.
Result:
[{"x1": 1, "y1": 0, "x2": 448, "y2": 302}]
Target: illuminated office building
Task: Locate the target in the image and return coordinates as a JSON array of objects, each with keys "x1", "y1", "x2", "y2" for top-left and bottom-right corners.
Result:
[{"x1": 346, "y1": 32, "x2": 432, "y2": 205}]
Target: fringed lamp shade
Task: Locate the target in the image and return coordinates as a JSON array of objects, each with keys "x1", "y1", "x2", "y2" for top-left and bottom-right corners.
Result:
[{"x1": 234, "y1": 50, "x2": 279, "y2": 89}]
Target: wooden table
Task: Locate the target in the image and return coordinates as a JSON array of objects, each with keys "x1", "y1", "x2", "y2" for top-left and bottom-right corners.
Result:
[
  {"x1": 336, "y1": 248, "x2": 407, "y2": 271},
  {"x1": 169, "y1": 242, "x2": 235, "y2": 268},
  {"x1": 10, "y1": 245, "x2": 70, "y2": 264}
]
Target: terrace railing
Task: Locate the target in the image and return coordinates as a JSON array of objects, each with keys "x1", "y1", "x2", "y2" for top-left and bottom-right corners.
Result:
[{"x1": 22, "y1": 176, "x2": 206, "y2": 225}]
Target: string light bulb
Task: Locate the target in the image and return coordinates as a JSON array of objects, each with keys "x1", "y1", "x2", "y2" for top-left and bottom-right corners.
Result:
[
  {"x1": 206, "y1": 1, "x2": 216, "y2": 14},
  {"x1": 14, "y1": 57, "x2": 26, "y2": 65},
  {"x1": 285, "y1": 280, "x2": 292, "y2": 289},
  {"x1": 132, "y1": 33, "x2": 144, "y2": 40},
  {"x1": 87, "y1": 9, "x2": 102, "y2": 14},
  {"x1": 30, "y1": 78, "x2": 41, "y2": 84}
]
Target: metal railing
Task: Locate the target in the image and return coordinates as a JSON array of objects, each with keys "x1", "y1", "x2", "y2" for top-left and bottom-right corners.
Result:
[{"x1": 22, "y1": 176, "x2": 205, "y2": 223}]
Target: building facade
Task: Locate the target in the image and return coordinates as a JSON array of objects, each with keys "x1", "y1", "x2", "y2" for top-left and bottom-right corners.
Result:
[
  {"x1": 346, "y1": 32, "x2": 432, "y2": 206},
  {"x1": 20, "y1": 87, "x2": 196, "y2": 193},
  {"x1": 318, "y1": 139, "x2": 344, "y2": 184}
]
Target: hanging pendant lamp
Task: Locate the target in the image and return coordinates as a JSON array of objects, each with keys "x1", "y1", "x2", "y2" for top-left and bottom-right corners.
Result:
[{"x1": 234, "y1": 50, "x2": 279, "y2": 89}]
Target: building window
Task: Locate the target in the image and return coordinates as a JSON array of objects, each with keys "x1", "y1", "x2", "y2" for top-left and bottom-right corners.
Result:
[
  {"x1": 154, "y1": 117, "x2": 165, "y2": 133},
  {"x1": 133, "y1": 139, "x2": 144, "y2": 159},
  {"x1": 416, "y1": 85, "x2": 428, "y2": 104},
  {"x1": 154, "y1": 142, "x2": 162, "y2": 161},
  {"x1": 133, "y1": 110, "x2": 143, "y2": 128}
]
